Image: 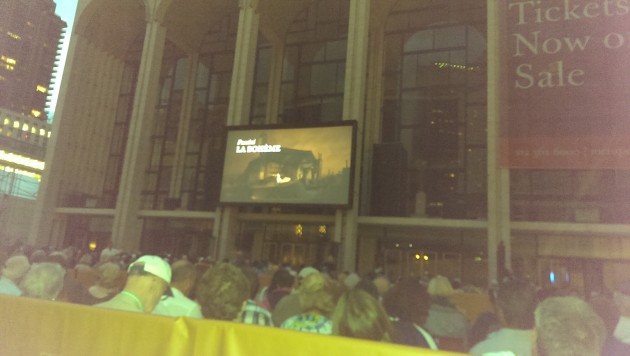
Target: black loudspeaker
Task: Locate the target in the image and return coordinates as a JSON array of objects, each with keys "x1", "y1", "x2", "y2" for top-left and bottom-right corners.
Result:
[{"x1": 371, "y1": 142, "x2": 408, "y2": 216}]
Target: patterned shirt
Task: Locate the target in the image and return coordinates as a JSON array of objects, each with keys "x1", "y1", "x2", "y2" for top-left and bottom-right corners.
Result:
[
  {"x1": 280, "y1": 311, "x2": 332, "y2": 335},
  {"x1": 240, "y1": 299, "x2": 274, "y2": 327}
]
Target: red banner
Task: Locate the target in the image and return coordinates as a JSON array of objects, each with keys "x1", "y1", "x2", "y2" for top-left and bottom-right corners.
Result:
[{"x1": 501, "y1": 0, "x2": 630, "y2": 169}]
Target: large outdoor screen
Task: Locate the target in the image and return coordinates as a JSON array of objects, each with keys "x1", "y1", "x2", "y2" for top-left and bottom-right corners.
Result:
[{"x1": 219, "y1": 121, "x2": 357, "y2": 208}]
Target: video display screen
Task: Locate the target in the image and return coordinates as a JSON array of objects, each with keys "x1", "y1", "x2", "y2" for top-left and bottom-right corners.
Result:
[{"x1": 219, "y1": 122, "x2": 357, "y2": 207}]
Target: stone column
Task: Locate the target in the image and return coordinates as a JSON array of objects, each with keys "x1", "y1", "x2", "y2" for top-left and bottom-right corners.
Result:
[
  {"x1": 360, "y1": 25, "x2": 385, "y2": 215},
  {"x1": 265, "y1": 40, "x2": 284, "y2": 124},
  {"x1": 169, "y1": 54, "x2": 199, "y2": 204},
  {"x1": 486, "y1": 0, "x2": 511, "y2": 284},
  {"x1": 216, "y1": 0, "x2": 260, "y2": 261},
  {"x1": 110, "y1": 9, "x2": 167, "y2": 252},
  {"x1": 338, "y1": 0, "x2": 370, "y2": 272}
]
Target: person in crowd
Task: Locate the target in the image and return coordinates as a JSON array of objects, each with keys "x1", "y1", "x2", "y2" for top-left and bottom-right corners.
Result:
[
  {"x1": 354, "y1": 278, "x2": 380, "y2": 300},
  {"x1": 77, "y1": 262, "x2": 125, "y2": 305},
  {"x1": 343, "y1": 272, "x2": 361, "y2": 289},
  {"x1": 29, "y1": 249, "x2": 48, "y2": 264},
  {"x1": 423, "y1": 275, "x2": 470, "y2": 350},
  {"x1": 469, "y1": 279, "x2": 537, "y2": 356},
  {"x1": 613, "y1": 280, "x2": 630, "y2": 343},
  {"x1": 331, "y1": 288, "x2": 393, "y2": 342},
  {"x1": 272, "y1": 266, "x2": 317, "y2": 326},
  {"x1": 196, "y1": 262, "x2": 250, "y2": 321},
  {"x1": 74, "y1": 253, "x2": 94, "y2": 272},
  {"x1": 0, "y1": 254, "x2": 30, "y2": 295},
  {"x1": 590, "y1": 292, "x2": 630, "y2": 355},
  {"x1": 383, "y1": 277, "x2": 437, "y2": 350},
  {"x1": 95, "y1": 255, "x2": 171, "y2": 313},
  {"x1": 99, "y1": 240, "x2": 121, "y2": 264},
  {"x1": 239, "y1": 266, "x2": 273, "y2": 326},
  {"x1": 534, "y1": 296, "x2": 606, "y2": 356},
  {"x1": 19, "y1": 262, "x2": 66, "y2": 300},
  {"x1": 153, "y1": 259, "x2": 203, "y2": 318},
  {"x1": 280, "y1": 272, "x2": 343, "y2": 335},
  {"x1": 372, "y1": 274, "x2": 391, "y2": 301},
  {"x1": 468, "y1": 311, "x2": 501, "y2": 349},
  {"x1": 258, "y1": 268, "x2": 295, "y2": 311}
]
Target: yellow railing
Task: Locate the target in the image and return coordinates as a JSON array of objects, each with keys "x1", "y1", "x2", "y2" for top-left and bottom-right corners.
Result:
[{"x1": 0, "y1": 295, "x2": 466, "y2": 356}]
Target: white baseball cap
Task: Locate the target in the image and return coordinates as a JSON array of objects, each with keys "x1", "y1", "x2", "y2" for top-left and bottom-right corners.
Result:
[{"x1": 127, "y1": 255, "x2": 171, "y2": 284}]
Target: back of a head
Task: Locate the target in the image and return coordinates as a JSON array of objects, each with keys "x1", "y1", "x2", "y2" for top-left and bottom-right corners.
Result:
[
  {"x1": 298, "y1": 272, "x2": 343, "y2": 315},
  {"x1": 496, "y1": 279, "x2": 537, "y2": 329},
  {"x1": 332, "y1": 288, "x2": 393, "y2": 342},
  {"x1": 96, "y1": 262, "x2": 124, "y2": 289},
  {"x1": 170, "y1": 260, "x2": 197, "y2": 285},
  {"x1": 427, "y1": 275, "x2": 453, "y2": 298},
  {"x1": 196, "y1": 263, "x2": 250, "y2": 321},
  {"x1": 239, "y1": 266, "x2": 260, "y2": 299},
  {"x1": 535, "y1": 296, "x2": 606, "y2": 356},
  {"x1": 2, "y1": 255, "x2": 30, "y2": 282},
  {"x1": 269, "y1": 268, "x2": 294, "y2": 290},
  {"x1": 383, "y1": 277, "x2": 431, "y2": 325},
  {"x1": 20, "y1": 263, "x2": 66, "y2": 300}
]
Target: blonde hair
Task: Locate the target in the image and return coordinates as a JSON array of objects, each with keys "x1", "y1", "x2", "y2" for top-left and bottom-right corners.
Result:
[
  {"x1": 332, "y1": 288, "x2": 393, "y2": 342},
  {"x1": 298, "y1": 272, "x2": 343, "y2": 315},
  {"x1": 427, "y1": 275, "x2": 453, "y2": 297}
]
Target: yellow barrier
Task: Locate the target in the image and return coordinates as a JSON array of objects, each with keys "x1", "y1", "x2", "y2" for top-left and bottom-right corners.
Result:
[{"x1": 0, "y1": 295, "x2": 466, "y2": 356}]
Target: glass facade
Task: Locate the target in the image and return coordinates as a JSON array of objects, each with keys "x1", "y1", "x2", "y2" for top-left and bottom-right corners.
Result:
[{"x1": 44, "y1": 0, "x2": 630, "y2": 291}]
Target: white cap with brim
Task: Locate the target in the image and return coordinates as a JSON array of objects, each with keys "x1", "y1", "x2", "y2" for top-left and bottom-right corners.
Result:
[{"x1": 127, "y1": 255, "x2": 171, "y2": 284}]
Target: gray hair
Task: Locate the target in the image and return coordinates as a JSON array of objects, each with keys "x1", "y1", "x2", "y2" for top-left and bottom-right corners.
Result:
[
  {"x1": 535, "y1": 296, "x2": 606, "y2": 356},
  {"x1": 19, "y1": 263, "x2": 66, "y2": 300}
]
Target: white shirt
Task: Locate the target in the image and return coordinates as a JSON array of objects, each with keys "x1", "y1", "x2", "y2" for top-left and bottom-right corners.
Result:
[
  {"x1": 614, "y1": 315, "x2": 630, "y2": 344},
  {"x1": 153, "y1": 287, "x2": 203, "y2": 318},
  {"x1": 469, "y1": 328, "x2": 533, "y2": 356}
]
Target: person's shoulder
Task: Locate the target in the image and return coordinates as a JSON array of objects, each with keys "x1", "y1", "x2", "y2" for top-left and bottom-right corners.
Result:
[{"x1": 469, "y1": 328, "x2": 532, "y2": 356}]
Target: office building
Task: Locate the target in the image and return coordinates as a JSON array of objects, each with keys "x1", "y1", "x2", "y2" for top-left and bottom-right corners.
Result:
[{"x1": 0, "y1": 0, "x2": 66, "y2": 119}]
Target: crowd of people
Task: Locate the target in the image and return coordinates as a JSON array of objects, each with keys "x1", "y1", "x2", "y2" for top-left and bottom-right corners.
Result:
[{"x1": 0, "y1": 242, "x2": 628, "y2": 355}]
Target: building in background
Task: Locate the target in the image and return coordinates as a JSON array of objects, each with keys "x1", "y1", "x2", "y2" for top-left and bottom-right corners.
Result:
[
  {"x1": 0, "y1": 0, "x2": 64, "y2": 242},
  {"x1": 0, "y1": 0, "x2": 66, "y2": 120},
  {"x1": 26, "y1": 0, "x2": 630, "y2": 295}
]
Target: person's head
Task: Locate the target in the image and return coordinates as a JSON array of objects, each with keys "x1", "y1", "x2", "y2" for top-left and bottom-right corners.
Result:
[
  {"x1": 239, "y1": 266, "x2": 260, "y2": 299},
  {"x1": 170, "y1": 259, "x2": 198, "y2": 296},
  {"x1": 2, "y1": 255, "x2": 30, "y2": 283},
  {"x1": 297, "y1": 266, "x2": 318, "y2": 286},
  {"x1": 354, "y1": 278, "x2": 379, "y2": 300},
  {"x1": 383, "y1": 277, "x2": 431, "y2": 326},
  {"x1": 125, "y1": 255, "x2": 172, "y2": 312},
  {"x1": 19, "y1": 263, "x2": 66, "y2": 300},
  {"x1": 269, "y1": 268, "x2": 295, "y2": 291},
  {"x1": 45, "y1": 252, "x2": 70, "y2": 269},
  {"x1": 332, "y1": 288, "x2": 393, "y2": 342},
  {"x1": 77, "y1": 253, "x2": 93, "y2": 266},
  {"x1": 196, "y1": 263, "x2": 250, "y2": 321},
  {"x1": 297, "y1": 272, "x2": 343, "y2": 316},
  {"x1": 95, "y1": 262, "x2": 124, "y2": 290},
  {"x1": 535, "y1": 296, "x2": 606, "y2": 356},
  {"x1": 29, "y1": 249, "x2": 47, "y2": 264},
  {"x1": 344, "y1": 272, "x2": 361, "y2": 289},
  {"x1": 372, "y1": 275, "x2": 391, "y2": 297},
  {"x1": 427, "y1": 275, "x2": 454, "y2": 298},
  {"x1": 495, "y1": 279, "x2": 537, "y2": 329}
]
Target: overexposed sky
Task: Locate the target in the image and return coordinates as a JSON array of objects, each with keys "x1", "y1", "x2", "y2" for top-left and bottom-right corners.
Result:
[{"x1": 48, "y1": 0, "x2": 78, "y2": 120}]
